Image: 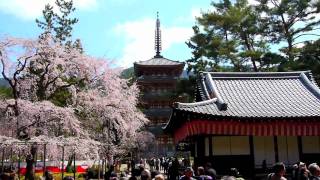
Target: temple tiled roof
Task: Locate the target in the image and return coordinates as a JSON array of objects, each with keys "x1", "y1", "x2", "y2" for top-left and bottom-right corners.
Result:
[
  {"x1": 173, "y1": 71, "x2": 320, "y2": 118},
  {"x1": 134, "y1": 56, "x2": 184, "y2": 66}
]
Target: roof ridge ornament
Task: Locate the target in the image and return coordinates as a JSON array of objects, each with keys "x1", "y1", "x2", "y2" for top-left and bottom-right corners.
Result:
[
  {"x1": 154, "y1": 11, "x2": 163, "y2": 58},
  {"x1": 174, "y1": 98, "x2": 218, "y2": 108},
  {"x1": 300, "y1": 72, "x2": 320, "y2": 99},
  {"x1": 204, "y1": 73, "x2": 228, "y2": 111}
]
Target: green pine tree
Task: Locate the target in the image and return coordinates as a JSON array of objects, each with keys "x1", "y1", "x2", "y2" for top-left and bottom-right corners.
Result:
[
  {"x1": 256, "y1": 0, "x2": 320, "y2": 63},
  {"x1": 36, "y1": 0, "x2": 82, "y2": 50},
  {"x1": 187, "y1": 0, "x2": 280, "y2": 73}
]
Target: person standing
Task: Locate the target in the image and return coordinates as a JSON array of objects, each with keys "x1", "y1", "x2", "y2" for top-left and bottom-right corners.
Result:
[
  {"x1": 267, "y1": 162, "x2": 287, "y2": 180},
  {"x1": 308, "y1": 163, "x2": 320, "y2": 180},
  {"x1": 156, "y1": 158, "x2": 160, "y2": 171},
  {"x1": 180, "y1": 167, "x2": 196, "y2": 180}
]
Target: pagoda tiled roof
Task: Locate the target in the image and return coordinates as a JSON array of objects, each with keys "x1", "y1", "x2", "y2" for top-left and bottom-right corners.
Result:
[
  {"x1": 134, "y1": 56, "x2": 184, "y2": 66},
  {"x1": 172, "y1": 71, "x2": 320, "y2": 118}
]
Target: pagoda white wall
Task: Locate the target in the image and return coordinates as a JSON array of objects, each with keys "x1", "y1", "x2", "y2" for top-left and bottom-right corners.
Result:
[
  {"x1": 253, "y1": 136, "x2": 275, "y2": 167},
  {"x1": 191, "y1": 135, "x2": 320, "y2": 175},
  {"x1": 211, "y1": 136, "x2": 250, "y2": 155},
  {"x1": 277, "y1": 136, "x2": 299, "y2": 165}
]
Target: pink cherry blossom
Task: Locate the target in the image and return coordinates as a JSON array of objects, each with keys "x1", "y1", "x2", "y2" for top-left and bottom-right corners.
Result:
[{"x1": 0, "y1": 34, "x2": 148, "y2": 162}]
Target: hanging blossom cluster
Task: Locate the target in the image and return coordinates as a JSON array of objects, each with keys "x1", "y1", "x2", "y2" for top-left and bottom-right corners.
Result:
[
  {"x1": 0, "y1": 99, "x2": 83, "y2": 137},
  {"x1": 74, "y1": 63, "x2": 149, "y2": 150},
  {"x1": 0, "y1": 34, "x2": 148, "y2": 159}
]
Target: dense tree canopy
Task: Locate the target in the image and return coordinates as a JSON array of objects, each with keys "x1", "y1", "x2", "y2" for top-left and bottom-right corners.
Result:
[
  {"x1": 293, "y1": 39, "x2": 320, "y2": 84},
  {"x1": 0, "y1": 34, "x2": 149, "y2": 178},
  {"x1": 36, "y1": 0, "x2": 80, "y2": 48},
  {"x1": 187, "y1": 0, "x2": 320, "y2": 79},
  {"x1": 257, "y1": 0, "x2": 320, "y2": 63},
  {"x1": 187, "y1": 0, "x2": 275, "y2": 73}
]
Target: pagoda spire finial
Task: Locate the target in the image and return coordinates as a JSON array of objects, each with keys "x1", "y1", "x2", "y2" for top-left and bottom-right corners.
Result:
[{"x1": 154, "y1": 11, "x2": 162, "y2": 58}]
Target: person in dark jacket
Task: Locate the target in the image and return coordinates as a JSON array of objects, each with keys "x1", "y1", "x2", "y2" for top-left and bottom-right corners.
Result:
[
  {"x1": 180, "y1": 167, "x2": 196, "y2": 180},
  {"x1": 309, "y1": 163, "x2": 320, "y2": 180},
  {"x1": 267, "y1": 162, "x2": 287, "y2": 180}
]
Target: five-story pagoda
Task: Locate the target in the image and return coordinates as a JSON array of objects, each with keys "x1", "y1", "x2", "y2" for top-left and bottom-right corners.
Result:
[{"x1": 134, "y1": 13, "x2": 184, "y2": 155}]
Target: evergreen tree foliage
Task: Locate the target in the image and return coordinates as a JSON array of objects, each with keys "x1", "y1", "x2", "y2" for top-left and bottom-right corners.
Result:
[
  {"x1": 293, "y1": 39, "x2": 320, "y2": 84},
  {"x1": 36, "y1": 0, "x2": 81, "y2": 49},
  {"x1": 187, "y1": 0, "x2": 320, "y2": 74},
  {"x1": 187, "y1": 0, "x2": 279, "y2": 73},
  {"x1": 175, "y1": 76, "x2": 196, "y2": 102},
  {"x1": 33, "y1": 0, "x2": 84, "y2": 107},
  {"x1": 256, "y1": 0, "x2": 320, "y2": 63}
]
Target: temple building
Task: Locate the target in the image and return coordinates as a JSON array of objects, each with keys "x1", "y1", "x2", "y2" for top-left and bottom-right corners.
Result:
[
  {"x1": 134, "y1": 13, "x2": 185, "y2": 155},
  {"x1": 164, "y1": 71, "x2": 320, "y2": 176}
]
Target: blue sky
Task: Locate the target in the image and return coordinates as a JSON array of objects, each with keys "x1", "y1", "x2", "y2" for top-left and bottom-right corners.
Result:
[{"x1": 0, "y1": 0, "x2": 213, "y2": 68}]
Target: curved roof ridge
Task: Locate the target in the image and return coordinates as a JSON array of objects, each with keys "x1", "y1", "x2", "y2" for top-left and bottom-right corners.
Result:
[
  {"x1": 204, "y1": 73, "x2": 228, "y2": 110},
  {"x1": 134, "y1": 56, "x2": 184, "y2": 66},
  {"x1": 174, "y1": 98, "x2": 217, "y2": 108},
  {"x1": 200, "y1": 71, "x2": 310, "y2": 78},
  {"x1": 203, "y1": 71, "x2": 309, "y2": 74},
  {"x1": 300, "y1": 73, "x2": 320, "y2": 99},
  {"x1": 306, "y1": 71, "x2": 320, "y2": 88},
  {"x1": 200, "y1": 75, "x2": 211, "y2": 100}
]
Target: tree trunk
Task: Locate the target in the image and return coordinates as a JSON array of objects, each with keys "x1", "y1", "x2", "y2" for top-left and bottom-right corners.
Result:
[
  {"x1": 25, "y1": 144, "x2": 38, "y2": 180},
  {"x1": 240, "y1": 28, "x2": 259, "y2": 72},
  {"x1": 287, "y1": 37, "x2": 294, "y2": 62},
  {"x1": 251, "y1": 58, "x2": 259, "y2": 72},
  {"x1": 280, "y1": 13, "x2": 294, "y2": 62}
]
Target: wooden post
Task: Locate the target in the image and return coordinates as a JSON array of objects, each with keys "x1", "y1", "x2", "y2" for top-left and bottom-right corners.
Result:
[
  {"x1": 297, "y1": 136, "x2": 303, "y2": 161},
  {"x1": 249, "y1": 136, "x2": 255, "y2": 176},
  {"x1": 102, "y1": 158, "x2": 105, "y2": 177},
  {"x1": 34, "y1": 147, "x2": 38, "y2": 173},
  {"x1": 73, "y1": 152, "x2": 76, "y2": 180},
  {"x1": 104, "y1": 159, "x2": 107, "y2": 174},
  {"x1": 1, "y1": 148, "x2": 4, "y2": 173},
  {"x1": 209, "y1": 136, "x2": 213, "y2": 157},
  {"x1": 18, "y1": 150, "x2": 20, "y2": 180},
  {"x1": 61, "y1": 146, "x2": 64, "y2": 180},
  {"x1": 274, "y1": 136, "x2": 279, "y2": 162},
  {"x1": 43, "y1": 144, "x2": 46, "y2": 177},
  {"x1": 98, "y1": 157, "x2": 101, "y2": 180},
  {"x1": 10, "y1": 147, "x2": 13, "y2": 170}
]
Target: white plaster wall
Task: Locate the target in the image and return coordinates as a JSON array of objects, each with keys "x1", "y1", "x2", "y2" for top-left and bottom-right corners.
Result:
[
  {"x1": 278, "y1": 136, "x2": 299, "y2": 165},
  {"x1": 212, "y1": 136, "x2": 249, "y2": 155},
  {"x1": 253, "y1": 136, "x2": 275, "y2": 167}
]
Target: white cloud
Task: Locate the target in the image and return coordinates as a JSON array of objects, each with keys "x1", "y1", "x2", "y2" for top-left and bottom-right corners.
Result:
[
  {"x1": 191, "y1": 8, "x2": 202, "y2": 19},
  {"x1": 75, "y1": 0, "x2": 97, "y2": 9},
  {"x1": 0, "y1": 0, "x2": 97, "y2": 20},
  {"x1": 247, "y1": 0, "x2": 259, "y2": 6},
  {"x1": 248, "y1": 0, "x2": 275, "y2": 8},
  {"x1": 114, "y1": 18, "x2": 193, "y2": 68},
  {"x1": 174, "y1": 7, "x2": 203, "y2": 24}
]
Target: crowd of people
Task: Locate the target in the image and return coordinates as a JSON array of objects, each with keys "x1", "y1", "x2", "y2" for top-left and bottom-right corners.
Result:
[
  {"x1": 291, "y1": 162, "x2": 320, "y2": 180},
  {"x1": 104, "y1": 158, "x2": 320, "y2": 180},
  {"x1": 1, "y1": 157, "x2": 319, "y2": 180},
  {"x1": 106, "y1": 157, "x2": 214, "y2": 180}
]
